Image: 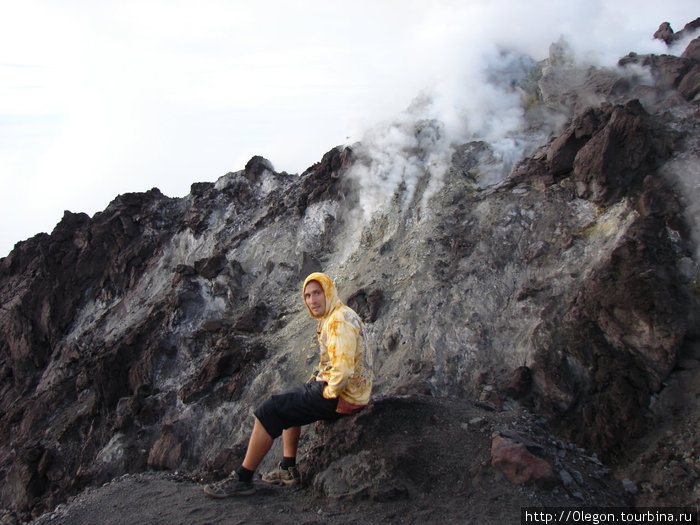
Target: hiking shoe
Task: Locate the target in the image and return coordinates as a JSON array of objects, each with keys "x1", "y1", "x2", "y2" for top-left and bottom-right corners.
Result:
[
  {"x1": 203, "y1": 473, "x2": 255, "y2": 498},
  {"x1": 261, "y1": 464, "x2": 300, "y2": 486}
]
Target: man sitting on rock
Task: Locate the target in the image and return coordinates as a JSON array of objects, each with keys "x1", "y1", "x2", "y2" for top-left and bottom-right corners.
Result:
[{"x1": 204, "y1": 272, "x2": 373, "y2": 497}]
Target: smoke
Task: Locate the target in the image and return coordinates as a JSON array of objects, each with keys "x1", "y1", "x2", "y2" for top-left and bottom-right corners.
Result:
[
  {"x1": 345, "y1": 44, "x2": 549, "y2": 223},
  {"x1": 347, "y1": 99, "x2": 450, "y2": 223},
  {"x1": 343, "y1": 2, "x2": 698, "y2": 228},
  {"x1": 663, "y1": 146, "x2": 700, "y2": 264}
]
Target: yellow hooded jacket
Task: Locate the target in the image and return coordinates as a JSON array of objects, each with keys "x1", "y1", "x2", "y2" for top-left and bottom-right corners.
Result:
[{"x1": 303, "y1": 273, "x2": 372, "y2": 412}]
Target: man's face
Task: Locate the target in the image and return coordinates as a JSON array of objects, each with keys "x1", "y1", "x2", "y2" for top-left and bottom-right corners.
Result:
[{"x1": 304, "y1": 280, "x2": 326, "y2": 317}]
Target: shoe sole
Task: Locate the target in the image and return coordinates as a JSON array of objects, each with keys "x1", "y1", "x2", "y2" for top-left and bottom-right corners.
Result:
[
  {"x1": 203, "y1": 485, "x2": 256, "y2": 498},
  {"x1": 261, "y1": 478, "x2": 299, "y2": 486}
]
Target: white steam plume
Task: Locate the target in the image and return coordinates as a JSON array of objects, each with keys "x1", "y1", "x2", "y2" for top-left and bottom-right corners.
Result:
[
  {"x1": 346, "y1": 44, "x2": 544, "y2": 222},
  {"x1": 344, "y1": 2, "x2": 696, "y2": 226}
]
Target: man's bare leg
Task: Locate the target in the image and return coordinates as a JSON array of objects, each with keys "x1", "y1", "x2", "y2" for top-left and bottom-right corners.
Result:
[
  {"x1": 282, "y1": 426, "x2": 301, "y2": 458},
  {"x1": 241, "y1": 417, "x2": 273, "y2": 472},
  {"x1": 257, "y1": 425, "x2": 300, "y2": 484}
]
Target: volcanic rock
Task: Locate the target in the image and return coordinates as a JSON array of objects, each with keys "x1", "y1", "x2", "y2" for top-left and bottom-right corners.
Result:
[
  {"x1": 2, "y1": 17, "x2": 700, "y2": 523},
  {"x1": 490, "y1": 435, "x2": 556, "y2": 487}
]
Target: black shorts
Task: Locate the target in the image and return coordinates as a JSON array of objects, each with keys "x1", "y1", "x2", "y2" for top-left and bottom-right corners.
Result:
[{"x1": 254, "y1": 380, "x2": 340, "y2": 439}]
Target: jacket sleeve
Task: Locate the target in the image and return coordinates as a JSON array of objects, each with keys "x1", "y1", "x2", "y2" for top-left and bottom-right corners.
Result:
[{"x1": 322, "y1": 313, "x2": 359, "y2": 399}]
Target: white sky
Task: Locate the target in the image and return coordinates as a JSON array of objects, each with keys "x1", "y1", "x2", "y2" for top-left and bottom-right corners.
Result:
[{"x1": 1, "y1": 0, "x2": 697, "y2": 257}]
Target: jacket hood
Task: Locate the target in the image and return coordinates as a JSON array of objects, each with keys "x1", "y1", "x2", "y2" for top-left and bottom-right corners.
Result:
[{"x1": 303, "y1": 272, "x2": 341, "y2": 319}]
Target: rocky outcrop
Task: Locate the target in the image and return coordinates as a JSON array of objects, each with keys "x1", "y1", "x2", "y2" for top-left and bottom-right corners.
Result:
[
  {"x1": 623, "y1": 19, "x2": 700, "y2": 108},
  {"x1": 653, "y1": 18, "x2": 700, "y2": 46},
  {"x1": 297, "y1": 395, "x2": 624, "y2": 509},
  {"x1": 2, "y1": 20, "x2": 700, "y2": 520}
]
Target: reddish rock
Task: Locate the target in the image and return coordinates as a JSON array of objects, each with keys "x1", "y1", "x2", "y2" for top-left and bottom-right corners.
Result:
[
  {"x1": 653, "y1": 22, "x2": 674, "y2": 45},
  {"x1": 194, "y1": 254, "x2": 228, "y2": 279},
  {"x1": 346, "y1": 288, "x2": 384, "y2": 323},
  {"x1": 678, "y1": 63, "x2": 700, "y2": 102},
  {"x1": 178, "y1": 349, "x2": 240, "y2": 404},
  {"x1": 231, "y1": 303, "x2": 269, "y2": 333},
  {"x1": 148, "y1": 427, "x2": 183, "y2": 471},
  {"x1": 499, "y1": 366, "x2": 533, "y2": 400},
  {"x1": 296, "y1": 146, "x2": 355, "y2": 214},
  {"x1": 244, "y1": 156, "x2": 274, "y2": 183},
  {"x1": 573, "y1": 100, "x2": 655, "y2": 204},
  {"x1": 207, "y1": 445, "x2": 246, "y2": 479},
  {"x1": 490, "y1": 436, "x2": 556, "y2": 486},
  {"x1": 681, "y1": 38, "x2": 700, "y2": 62}
]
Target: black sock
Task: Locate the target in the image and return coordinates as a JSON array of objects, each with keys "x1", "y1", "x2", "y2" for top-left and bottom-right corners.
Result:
[
  {"x1": 280, "y1": 456, "x2": 296, "y2": 470},
  {"x1": 236, "y1": 465, "x2": 254, "y2": 483}
]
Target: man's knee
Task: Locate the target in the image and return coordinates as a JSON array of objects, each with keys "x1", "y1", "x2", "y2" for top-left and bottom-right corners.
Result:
[{"x1": 254, "y1": 403, "x2": 284, "y2": 439}]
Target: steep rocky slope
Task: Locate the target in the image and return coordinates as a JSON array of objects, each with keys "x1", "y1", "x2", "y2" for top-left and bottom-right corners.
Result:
[{"x1": 2, "y1": 19, "x2": 700, "y2": 522}]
